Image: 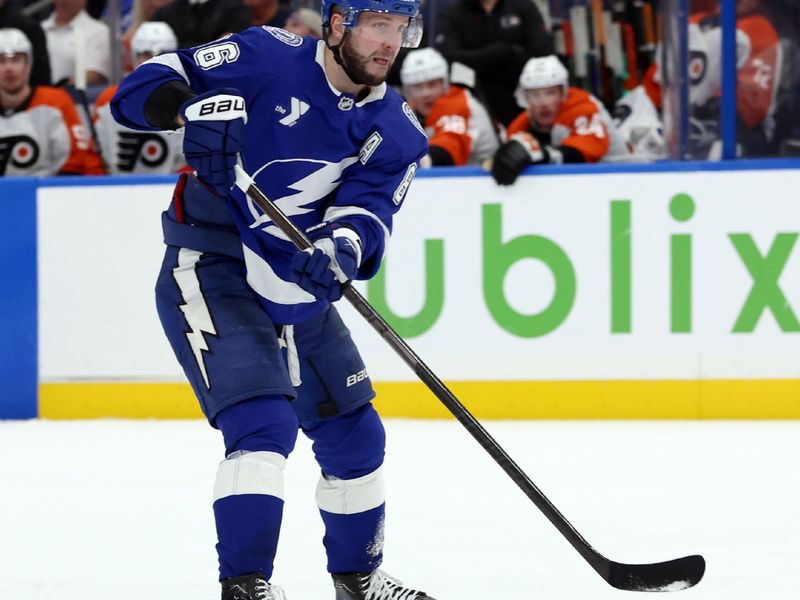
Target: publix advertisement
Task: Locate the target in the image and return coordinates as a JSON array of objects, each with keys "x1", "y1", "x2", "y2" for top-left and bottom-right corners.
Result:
[
  {"x1": 341, "y1": 170, "x2": 800, "y2": 381},
  {"x1": 34, "y1": 166, "x2": 800, "y2": 418}
]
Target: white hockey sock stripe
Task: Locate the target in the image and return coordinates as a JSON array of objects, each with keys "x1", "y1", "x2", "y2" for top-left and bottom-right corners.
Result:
[
  {"x1": 213, "y1": 451, "x2": 286, "y2": 502},
  {"x1": 315, "y1": 465, "x2": 385, "y2": 515}
]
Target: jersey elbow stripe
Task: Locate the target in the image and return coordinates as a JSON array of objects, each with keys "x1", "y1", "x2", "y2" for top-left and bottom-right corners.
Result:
[
  {"x1": 143, "y1": 53, "x2": 191, "y2": 86},
  {"x1": 324, "y1": 206, "x2": 390, "y2": 251},
  {"x1": 213, "y1": 451, "x2": 286, "y2": 502},
  {"x1": 315, "y1": 465, "x2": 385, "y2": 515}
]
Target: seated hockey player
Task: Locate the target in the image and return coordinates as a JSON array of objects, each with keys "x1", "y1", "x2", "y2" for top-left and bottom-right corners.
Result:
[
  {"x1": 612, "y1": 84, "x2": 667, "y2": 161},
  {"x1": 400, "y1": 47, "x2": 498, "y2": 166},
  {"x1": 624, "y1": 0, "x2": 793, "y2": 159},
  {"x1": 109, "y1": 0, "x2": 437, "y2": 598},
  {"x1": 0, "y1": 27, "x2": 103, "y2": 175},
  {"x1": 491, "y1": 55, "x2": 629, "y2": 185},
  {"x1": 93, "y1": 22, "x2": 187, "y2": 174}
]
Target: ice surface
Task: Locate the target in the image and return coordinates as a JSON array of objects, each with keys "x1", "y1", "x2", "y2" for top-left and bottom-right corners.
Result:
[{"x1": 1, "y1": 419, "x2": 798, "y2": 599}]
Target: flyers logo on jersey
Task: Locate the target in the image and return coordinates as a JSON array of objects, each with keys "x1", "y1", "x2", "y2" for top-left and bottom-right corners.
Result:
[
  {"x1": 0, "y1": 134, "x2": 40, "y2": 174},
  {"x1": 117, "y1": 132, "x2": 169, "y2": 171}
]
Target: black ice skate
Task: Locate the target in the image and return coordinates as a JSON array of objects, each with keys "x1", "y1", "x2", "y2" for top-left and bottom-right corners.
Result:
[
  {"x1": 332, "y1": 569, "x2": 436, "y2": 600},
  {"x1": 221, "y1": 573, "x2": 287, "y2": 600}
]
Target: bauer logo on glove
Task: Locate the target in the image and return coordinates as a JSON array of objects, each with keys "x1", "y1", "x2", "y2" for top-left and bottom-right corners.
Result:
[
  {"x1": 180, "y1": 88, "x2": 248, "y2": 195},
  {"x1": 183, "y1": 94, "x2": 248, "y2": 122}
]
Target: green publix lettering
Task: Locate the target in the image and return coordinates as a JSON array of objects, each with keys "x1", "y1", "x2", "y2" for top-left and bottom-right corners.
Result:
[{"x1": 368, "y1": 197, "x2": 798, "y2": 338}]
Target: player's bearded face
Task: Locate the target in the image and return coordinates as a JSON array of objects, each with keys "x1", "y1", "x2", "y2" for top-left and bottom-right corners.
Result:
[
  {"x1": 341, "y1": 13, "x2": 406, "y2": 86},
  {"x1": 0, "y1": 54, "x2": 30, "y2": 95}
]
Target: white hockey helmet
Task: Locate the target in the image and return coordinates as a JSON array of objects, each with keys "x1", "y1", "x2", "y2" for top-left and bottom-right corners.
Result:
[
  {"x1": 515, "y1": 55, "x2": 569, "y2": 108},
  {"x1": 0, "y1": 28, "x2": 33, "y2": 59},
  {"x1": 131, "y1": 21, "x2": 178, "y2": 58},
  {"x1": 400, "y1": 47, "x2": 448, "y2": 87}
]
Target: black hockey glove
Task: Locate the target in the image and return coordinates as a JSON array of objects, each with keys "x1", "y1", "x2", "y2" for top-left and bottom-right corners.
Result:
[
  {"x1": 491, "y1": 132, "x2": 546, "y2": 185},
  {"x1": 180, "y1": 88, "x2": 247, "y2": 195}
]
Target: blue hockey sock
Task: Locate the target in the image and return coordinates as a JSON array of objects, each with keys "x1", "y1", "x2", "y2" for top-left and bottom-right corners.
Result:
[
  {"x1": 304, "y1": 404, "x2": 387, "y2": 574},
  {"x1": 215, "y1": 486, "x2": 285, "y2": 580},
  {"x1": 319, "y1": 493, "x2": 386, "y2": 574},
  {"x1": 213, "y1": 396, "x2": 299, "y2": 581}
]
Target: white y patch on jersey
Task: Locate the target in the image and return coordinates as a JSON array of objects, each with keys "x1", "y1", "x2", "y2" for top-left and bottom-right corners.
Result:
[
  {"x1": 393, "y1": 162, "x2": 417, "y2": 205},
  {"x1": 172, "y1": 248, "x2": 217, "y2": 389},
  {"x1": 263, "y1": 26, "x2": 303, "y2": 47},
  {"x1": 278, "y1": 97, "x2": 310, "y2": 126},
  {"x1": 194, "y1": 41, "x2": 240, "y2": 70},
  {"x1": 247, "y1": 156, "x2": 360, "y2": 236},
  {"x1": 402, "y1": 102, "x2": 426, "y2": 137},
  {"x1": 359, "y1": 132, "x2": 382, "y2": 165}
]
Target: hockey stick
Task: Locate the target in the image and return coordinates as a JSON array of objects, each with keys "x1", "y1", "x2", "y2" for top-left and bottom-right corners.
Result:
[{"x1": 232, "y1": 165, "x2": 706, "y2": 592}]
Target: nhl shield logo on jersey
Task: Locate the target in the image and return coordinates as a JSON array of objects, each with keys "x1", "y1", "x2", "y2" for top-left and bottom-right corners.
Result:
[
  {"x1": 338, "y1": 96, "x2": 354, "y2": 111},
  {"x1": 0, "y1": 134, "x2": 40, "y2": 174},
  {"x1": 263, "y1": 26, "x2": 303, "y2": 47}
]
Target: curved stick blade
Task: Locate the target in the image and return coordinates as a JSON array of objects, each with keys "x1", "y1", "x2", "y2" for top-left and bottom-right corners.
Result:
[{"x1": 607, "y1": 555, "x2": 706, "y2": 592}]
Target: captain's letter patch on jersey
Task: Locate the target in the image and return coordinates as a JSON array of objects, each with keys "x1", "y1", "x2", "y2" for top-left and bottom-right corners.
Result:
[{"x1": 359, "y1": 132, "x2": 382, "y2": 165}]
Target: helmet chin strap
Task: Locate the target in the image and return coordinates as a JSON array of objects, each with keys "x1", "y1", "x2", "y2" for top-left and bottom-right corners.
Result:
[{"x1": 325, "y1": 30, "x2": 367, "y2": 87}]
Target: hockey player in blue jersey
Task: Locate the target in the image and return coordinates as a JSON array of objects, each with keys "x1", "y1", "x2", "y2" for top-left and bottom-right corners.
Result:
[{"x1": 110, "y1": 1, "x2": 432, "y2": 598}]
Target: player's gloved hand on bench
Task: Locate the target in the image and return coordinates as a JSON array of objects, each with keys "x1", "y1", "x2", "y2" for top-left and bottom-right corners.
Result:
[
  {"x1": 491, "y1": 132, "x2": 546, "y2": 186},
  {"x1": 180, "y1": 88, "x2": 247, "y2": 195},
  {"x1": 289, "y1": 225, "x2": 361, "y2": 302}
]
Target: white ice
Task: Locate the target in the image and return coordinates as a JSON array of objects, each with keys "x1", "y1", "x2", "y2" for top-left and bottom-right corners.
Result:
[{"x1": 1, "y1": 418, "x2": 799, "y2": 599}]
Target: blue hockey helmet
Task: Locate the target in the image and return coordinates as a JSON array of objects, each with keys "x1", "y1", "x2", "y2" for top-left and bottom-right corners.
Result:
[{"x1": 321, "y1": 0, "x2": 423, "y2": 48}]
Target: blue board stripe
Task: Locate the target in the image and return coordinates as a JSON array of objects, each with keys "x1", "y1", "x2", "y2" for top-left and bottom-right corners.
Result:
[{"x1": 0, "y1": 178, "x2": 38, "y2": 419}]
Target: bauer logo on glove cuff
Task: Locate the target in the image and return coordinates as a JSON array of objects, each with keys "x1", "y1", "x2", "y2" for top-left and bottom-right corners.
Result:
[{"x1": 184, "y1": 94, "x2": 247, "y2": 123}]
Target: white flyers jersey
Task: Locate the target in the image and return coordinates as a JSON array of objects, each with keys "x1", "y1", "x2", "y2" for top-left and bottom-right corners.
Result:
[
  {"x1": 94, "y1": 85, "x2": 187, "y2": 174},
  {"x1": 613, "y1": 85, "x2": 667, "y2": 160},
  {"x1": 0, "y1": 87, "x2": 72, "y2": 176}
]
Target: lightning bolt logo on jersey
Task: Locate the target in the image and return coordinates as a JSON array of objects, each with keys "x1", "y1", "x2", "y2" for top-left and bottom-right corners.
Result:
[{"x1": 111, "y1": 28, "x2": 428, "y2": 324}]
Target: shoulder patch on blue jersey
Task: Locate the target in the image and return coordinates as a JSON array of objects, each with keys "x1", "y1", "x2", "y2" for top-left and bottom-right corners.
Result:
[
  {"x1": 194, "y1": 41, "x2": 240, "y2": 70},
  {"x1": 263, "y1": 26, "x2": 303, "y2": 47},
  {"x1": 402, "y1": 102, "x2": 426, "y2": 137}
]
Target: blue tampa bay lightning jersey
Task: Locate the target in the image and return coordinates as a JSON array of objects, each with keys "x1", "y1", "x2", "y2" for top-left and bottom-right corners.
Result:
[{"x1": 111, "y1": 26, "x2": 428, "y2": 324}]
